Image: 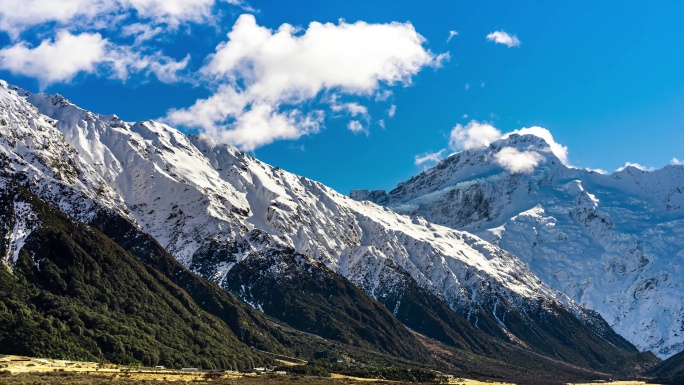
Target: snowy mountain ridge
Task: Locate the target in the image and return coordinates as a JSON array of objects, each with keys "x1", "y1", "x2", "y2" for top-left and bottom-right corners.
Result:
[
  {"x1": 352, "y1": 133, "x2": 684, "y2": 358},
  {"x1": 0, "y1": 80, "x2": 648, "y2": 368},
  {"x1": 18, "y1": 84, "x2": 565, "y2": 308}
]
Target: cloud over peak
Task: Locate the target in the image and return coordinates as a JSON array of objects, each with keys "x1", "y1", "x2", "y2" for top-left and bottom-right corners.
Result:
[
  {"x1": 167, "y1": 14, "x2": 446, "y2": 150},
  {"x1": 448, "y1": 120, "x2": 502, "y2": 151},
  {"x1": 494, "y1": 147, "x2": 544, "y2": 173},
  {"x1": 502, "y1": 126, "x2": 568, "y2": 164},
  {"x1": 422, "y1": 119, "x2": 569, "y2": 174}
]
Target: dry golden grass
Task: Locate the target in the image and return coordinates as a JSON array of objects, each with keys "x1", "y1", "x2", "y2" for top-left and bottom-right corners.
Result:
[
  {"x1": 447, "y1": 378, "x2": 515, "y2": 385},
  {"x1": 568, "y1": 381, "x2": 662, "y2": 385}
]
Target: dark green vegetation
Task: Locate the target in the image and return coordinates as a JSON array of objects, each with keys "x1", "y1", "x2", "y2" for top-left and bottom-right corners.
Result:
[
  {"x1": 0, "y1": 179, "x2": 663, "y2": 384},
  {"x1": 218, "y1": 238, "x2": 431, "y2": 360},
  {"x1": 649, "y1": 350, "x2": 684, "y2": 384},
  {"x1": 367, "y1": 256, "x2": 657, "y2": 374},
  {"x1": 88, "y1": 211, "x2": 288, "y2": 355},
  {"x1": 91, "y1": 208, "x2": 433, "y2": 361},
  {"x1": 0, "y1": 184, "x2": 268, "y2": 370}
]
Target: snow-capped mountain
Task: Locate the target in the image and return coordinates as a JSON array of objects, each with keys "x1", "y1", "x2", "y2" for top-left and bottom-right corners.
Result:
[
  {"x1": 352, "y1": 133, "x2": 684, "y2": 358},
  {"x1": 0, "y1": 81, "x2": 651, "y2": 371}
]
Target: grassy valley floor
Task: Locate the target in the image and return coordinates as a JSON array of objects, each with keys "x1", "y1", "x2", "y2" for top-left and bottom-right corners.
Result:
[{"x1": 0, "y1": 356, "x2": 664, "y2": 385}]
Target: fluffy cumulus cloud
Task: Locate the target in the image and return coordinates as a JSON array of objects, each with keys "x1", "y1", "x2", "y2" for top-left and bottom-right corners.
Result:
[
  {"x1": 0, "y1": 30, "x2": 188, "y2": 87},
  {"x1": 166, "y1": 14, "x2": 445, "y2": 150},
  {"x1": 486, "y1": 30, "x2": 521, "y2": 48},
  {"x1": 0, "y1": 0, "x2": 232, "y2": 87},
  {"x1": 502, "y1": 126, "x2": 568, "y2": 164},
  {"x1": 448, "y1": 120, "x2": 502, "y2": 151},
  {"x1": 0, "y1": 31, "x2": 107, "y2": 85},
  {"x1": 671, "y1": 158, "x2": 683, "y2": 166},
  {"x1": 416, "y1": 120, "x2": 571, "y2": 174}
]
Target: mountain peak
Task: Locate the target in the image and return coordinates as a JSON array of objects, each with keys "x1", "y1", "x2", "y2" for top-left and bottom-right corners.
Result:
[{"x1": 497, "y1": 132, "x2": 553, "y2": 148}]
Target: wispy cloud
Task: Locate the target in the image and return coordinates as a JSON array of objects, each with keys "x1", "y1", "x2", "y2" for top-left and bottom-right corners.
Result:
[
  {"x1": 446, "y1": 30, "x2": 458, "y2": 43},
  {"x1": 616, "y1": 162, "x2": 655, "y2": 172},
  {"x1": 486, "y1": 30, "x2": 521, "y2": 48},
  {"x1": 331, "y1": 102, "x2": 369, "y2": 118},
  {"x1": 388, "y1": 104, "x2": 397, "y2": 118},
  {"x1": 414, "y1": 149, "x2": 447, "y2": 166},
  {"x1": 347, "y1": 120, "x2": 367, "y2": 135},
  {"x1": 671, "y1": 157, "x2": 683, "y2": 166},
  {"x1": 0, "y1": 0, "x2": 236, "y2": 38}
]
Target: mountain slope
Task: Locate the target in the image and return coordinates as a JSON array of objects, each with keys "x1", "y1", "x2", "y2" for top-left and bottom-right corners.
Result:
[
  {"x1": 352, "y1": 133, "x2": 684, "y2": 359},
  {"x1": 0, "y1": 80, "x2": 660, "y2": 372},
  {"x1": 0, "y1": 180, "x2": 268, "y2": 370},
  {"x1": 0, "y1": 81, "x2": 433, "y2": 362},
  {"x1": 649, "y1": 350, "x2": 684, "y2": 384}
]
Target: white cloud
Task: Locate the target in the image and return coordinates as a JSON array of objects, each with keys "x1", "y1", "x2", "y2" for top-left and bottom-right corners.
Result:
[
  {"x1": 388, "y1": 104, "x2": 397, "y2": 118},
  {"x1": 347, "y1": 120, "x2": 367, "y2": 135},
  {"x1": 447, "y1": 30, "x2": 458, "y2": 43},
  {"x1": 0, "y1": 0, "x2": 108, "y2": 38},
  {"x1": 0, "y1": 30, "x2": 188, "y2": 87},
  {"x1": 0, "y1": 31, "x2": 107, "y2": 85},
  {"x1": 671, "y1": 158, "x2": 683, "y2": 166},
  {"x1": 585, "y1": 168, "x2": 608, "y2": 175},
  {"x1": 222, "y1": 104, "x2": 323, "y2": 149},
  {"x1": 167, "y1": 14, "x2": 443, "y2": 150},
  {"x1": 415, "y1": 149, "x2": 446, "y2": 166},
  {"x1": 123, "y1": 0, "x2": 219, "y2": 25},
  {"x1": 120, "y1": 22, "x2": 164, "y2": 45},
  {"x1": 486, "y1": 30, "x2": 521, "y2": 48},
  {"x1": 502, "y1": 126, "x2": 568, "y2": 164},
  {"x1": 374, "y1": 89, "x2": 392, "y2": 101},
  {"x1": 448, "y1": 120, "x2": 502, "y2": 151},
  {"x1": 0, "y1": 0, "x2": 232, "y2": 38},
  {"x1": 331, "y1": 102, "x2": 369, "y2": 118},
  {"x1": 494, "y1": 147, "x2": 544, "y2": 173},
  {"x1": 202, "y1": 14, "x2": 442, "y2": 99},
  {"x1": 616, "y1": 162, "x2": 655, "y2": 172}
]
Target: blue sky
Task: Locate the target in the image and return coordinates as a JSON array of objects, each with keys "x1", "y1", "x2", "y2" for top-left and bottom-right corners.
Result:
[{"x1": 1, "y1": 1, "x2": 683, "y2": 194}]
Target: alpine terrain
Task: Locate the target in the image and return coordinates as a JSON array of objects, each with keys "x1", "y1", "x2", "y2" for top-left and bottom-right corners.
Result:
[
  {"x1": 351, "y1": 132, "x2": 684, "y2": 360},
  {"x1": 0, "y1": 80, "x2": 661, "y2": 381}
]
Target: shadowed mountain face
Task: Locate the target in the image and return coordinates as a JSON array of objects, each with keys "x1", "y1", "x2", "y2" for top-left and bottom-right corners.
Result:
[
  {"x1": 352, "y1": 133, "x2": 684, "y2": 359},
  {"x1": 0, "y1": 81, "x2": 659, "y2": 375},
  {"x1": 649, "y1": 350, "x2": 684, "y2": 384},
  {"x1": 0, "y1": 183, "x2": 271, "y2": 369}
]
